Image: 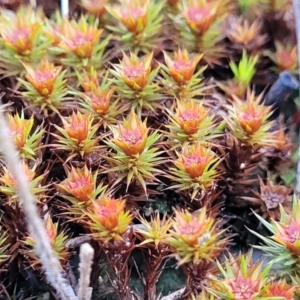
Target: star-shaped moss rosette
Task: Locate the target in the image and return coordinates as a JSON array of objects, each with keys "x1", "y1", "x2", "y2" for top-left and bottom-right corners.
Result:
[
  {"x1": 57, "y1": 165, "x2": 108, "y2": 213},
  {"x1": 19, "y1": 58, "x2": 70, "y2": 114},
  {"x1": 249, "y1": 196, "x2": 300, "y2": 277},
  {"x1": 87, "y1": 195, "x2": 133, "y2": 243},
  {"x1": 166, "y1": 142, "x2": 221, "y2": 200},
  {"x1": 0, "y1": 161, "x2": 47, "y2": 203},
  {"x1": 165, "y1": 99, "x2": 221, "y2": 147},
  {"x1": 24, "y1": 215, "x2": 71, "y2": 269},
  {"x1": 135, "y1": 212, "x2": 173, "y2": 249},
  {"x1": 170, "y1": 0, "x2": 231, "y2": 65},
  {"x1": 104, "y1": 110, "x2": 164, "y2": 194},
  {"x1": 249, "y1": 178, "x2": 293, "y2": 220},
  {"x1": 51, "y1": 111, "x2": 101, "y2": 161},
  {"x1": 265, "y1": 41, "x2": 298, "y2": 73},
  {"x1": 227, "y1": 17, "x2": 267, "y2": 53},
  {"x1": 167, "y1": 206, "x2": 228, "y2": 266},
  {"x1": 134, "y1": 213, "x2": 173, "y2": 299},
  {"x1": 217, "y1": 51, "x2": 258, "y2": 98},
  {"x1": 105, "y1": 0, "x2": 164, "y2": 54},
  {"x1": 0, "y1": 6, "x2": 50, "y2": 77},
  {"x1": 226, "y1": 89, "x2": 277, "y2": 147},
  {"x1": 79, "y1": 87, "x2": 119, "y2": 127},
  {"x1": 229, "y1": 51, "x2": 258, "y2": 90},
  {"x1": 159, "y1": 49, "x2": 208, "y2": 100},
  {"x1": 260, "y1": 279, "x2": 295, "y2": 299},
  {"x1": 4, "y1": 112, "x2": 44, "y2": 161},
  {"x1": 49, "y1": 15, "x2": 110, "y2": 72},
  {"x1": 75, "y1": 68, "x2": 130, "y2": 129},
  {"x1": 110, "y1": 51, "x2": 163, "y2": 116},
  {"x1": 208, "y1": 250, "x2": 275, "y2": 300}
]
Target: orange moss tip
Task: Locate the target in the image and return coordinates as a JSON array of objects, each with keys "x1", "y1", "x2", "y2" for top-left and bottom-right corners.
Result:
[
  {"x1": 168, "y1": 207, "x2": 228, "y2": 265},
  {"x1": 272, "y1": 217, "x2": 300, "y2": 256},
  {"x1": 166, "y1": 142, "x2": 220, "y2": 199},
  {"x1": 62, "y1": 112, "x2": 94, "y2": 144},
  {"x1": 81, "y1": 68, "x2": 100, "y2": 93},
  {"x1": 119, "y1": 52, "x2": 153, "y2": 91},
  {"x1": 53, "y1": 111, "x2": 100, "y2": 157},
  {"x1": 58, "y1": 166, "x2": 95, "y2": 202},
  {"x1": 211, "y1": 250, "x2": 272, "y2": 299},
  {"x1": 45, "y1": 215, "x2": 58, "y2": 244},
  {"x1": 7, "y1": 112, "x2": 34, "y2": 150},
  {"x1": 173, "y1": 99, "x2": 209, "y2": 135},
  {"x1": 267, "y1": 41, "x2": 298, "y2": 72},
  {"x1": 89, "y1": 196, "x2": 133, "y2": 242},
  {"x1": 226, "y1": 90, "x2": 276, "y2": 146},
  {"x1": 23, "y1": 59, "x2": 62, "y2": 97},
  {"x1": 164, "y1": 49, "x2": 203, "y2": 85},
  {"x1": 58, "y1": 17, "x2": 103, "y2": 58},
  {"x1": 119, "y1": 1, "x2": 148, "y2": 34},
  {"x1": 113, "y1": 110, "x2": 149, "y2": 156},
  {"x1": 183, "y1": 0, "x2": 218, "y2": 34},
  {"x1": 1, "y1": 22, "x2": 40, "y2": 55},
  {"x1": 173, "y1": 208, "x2": 211, "y2": 247},
  {"x1": 0, "y1": 161, "x2": 36, "y2": 187},
  {"x1": 175, "y1": 143, "x2": 217, "y2": 179},
  {"x1": 25, "y1": 215, "x2": 71, "y2": 265},
  {"x1": 261, "y1": 280, "x2": 295, "y2": 299},
  {"x1": 236, "y1": 95, "x2": 270, "y2": 135},
  {"x1": 87, "y1": 88, "x2": 114, "y2": 116}
]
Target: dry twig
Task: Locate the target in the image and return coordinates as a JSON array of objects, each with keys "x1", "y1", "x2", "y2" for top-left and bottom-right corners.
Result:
[
  {"x1": 0, "y1": 101, "x2": 77, "y2": 300},
  {"x1": 160, "y1": 288, "x2": 185, "y2": 300},
  {"x1": 77, "y1": 243, "x2": 94, "y2": 300}
]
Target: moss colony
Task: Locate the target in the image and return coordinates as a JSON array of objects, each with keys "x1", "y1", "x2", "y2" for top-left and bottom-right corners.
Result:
[{"x1": 0, "y1": 0, "x2": 300, "y2": 299}]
